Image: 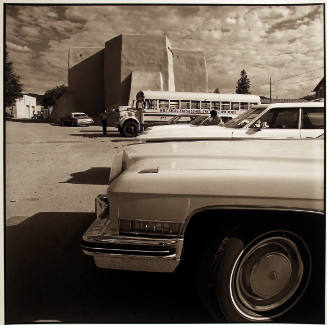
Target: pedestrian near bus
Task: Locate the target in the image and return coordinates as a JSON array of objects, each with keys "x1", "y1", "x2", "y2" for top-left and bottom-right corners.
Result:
[
  {"x1": 203, "y1": 110, "x2": 224, "y2": 126},
  {"x1": 100, "y1": 110, "x2": 108, "y2": 135}
]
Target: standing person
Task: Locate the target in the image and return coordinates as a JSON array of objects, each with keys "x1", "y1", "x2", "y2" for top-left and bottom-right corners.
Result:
[
  {"x1": 204, "y1": 110, "x2": 224, "y2": 126},
  {"x1": 101, "y1": 110, "x2": 108, "y2": 135}
]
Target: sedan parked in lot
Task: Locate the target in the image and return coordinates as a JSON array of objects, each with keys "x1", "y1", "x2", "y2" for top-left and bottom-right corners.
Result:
[
  {"x1": 144, "y1": 113, "x2": 237, "y2": 134},
  {"x1": 60, "y1": 112, "x2": 94, "y2": 126},
  {"x1": 138, "y1": 102, "x2": 324, "y2": 140},
  {"x1": 82, "y1": 137, "x2": 324, "y2": 322}
]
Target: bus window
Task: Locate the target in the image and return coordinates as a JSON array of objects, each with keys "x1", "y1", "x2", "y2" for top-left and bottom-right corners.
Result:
[
  {"x1": 232, "y1": 102, "x2": 240, "y2": 110},
  {"x1": 250, "y1": 102, "x2": 258, "y2": 107},
  {"x1": 240, "y1": 102, "x2": 249, "y2": 110},
  {"x1": 222, "y1": 102, "x2": 231, "y2": 110},
  {"x1": 181, "y1": 101, "x2": 190, "y2": 110},
  {"x1": 149, "y1": 99, "x2": 158, "y2": 110},
  {"x1": 159, "y1": 100, "x2": 169, "y2": 111},
  {"x1": 169, "y1": 100, "x2": 179, "y2": 110},
  {"x1": 212, "y1": 101, "x2": 220, "y2": 110},
  {"x1": 191, "y1": 101, "x2": 200, "y2": 109},
  {"x1": 201, "y1": 101, "x2": 210, "y2": 110}
]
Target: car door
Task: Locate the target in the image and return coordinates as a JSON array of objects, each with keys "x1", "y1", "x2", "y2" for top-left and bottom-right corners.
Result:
[
  {"x1": 300, "y1": 107, "x2": 324, "y2": 138},
  {"x1": 233, "y1": 107, "x2": 301, "y2": 139}
]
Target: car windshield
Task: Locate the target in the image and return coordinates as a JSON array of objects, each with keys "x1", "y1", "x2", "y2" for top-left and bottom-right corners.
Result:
[
  {"x1": 224, "y1": 107, "x2": 267, "y2": 128},
  {"x1": 74, "y1": 113, "x2": 88, "y2": 118},
  {"x1": 190, "y1": 115, "x2": 208, "y2": 125}
]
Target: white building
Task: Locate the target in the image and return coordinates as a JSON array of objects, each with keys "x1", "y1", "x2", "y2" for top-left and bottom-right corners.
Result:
[{"x1": 13, "y1": 95, "x2": 40, "y2": 119}]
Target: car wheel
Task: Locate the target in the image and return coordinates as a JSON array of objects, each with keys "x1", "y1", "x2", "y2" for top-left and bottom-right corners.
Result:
[
  {"x1": 122, "y1": 120, "x2": 138, "y2": 137},
  {"x1": 197, "y1": 228, "x2": 312, "y2": 322}
]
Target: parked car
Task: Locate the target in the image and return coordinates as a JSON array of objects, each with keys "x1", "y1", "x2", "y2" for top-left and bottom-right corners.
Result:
[
  {"x1": 144, "y1": 113, "x2": 237, "y2": 134},
  {"x1": 60, "y1": 112, "x2": 94, "y2": 126},
  {"x1": 82, "y1": 137, "x2": 324, "y2": 322},
  {"x1": 138, "y1": 102, "x2": 324, "y2": 140}
]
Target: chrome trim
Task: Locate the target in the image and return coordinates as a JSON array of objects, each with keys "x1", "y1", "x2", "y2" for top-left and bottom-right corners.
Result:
[
  {"x1": 119, "y1": 231, "x2": 180, "y2": 238},
  {"x1": 83, "y1": 250, "x2": 177, "y2": 259},
  {"x1": 83, "y1": 234, "x2": 179, "y2": 246},
  {"x1": 82, "y1": 246, "x2": 171, "y2": 255},
  {"x1": 119, "y1": 219, "x2": 184, "y2": 237}
]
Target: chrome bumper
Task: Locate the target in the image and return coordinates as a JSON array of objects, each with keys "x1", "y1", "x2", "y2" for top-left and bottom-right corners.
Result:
[{"x1": 82, "y1": 195, "x2": 183, "y2": 273}]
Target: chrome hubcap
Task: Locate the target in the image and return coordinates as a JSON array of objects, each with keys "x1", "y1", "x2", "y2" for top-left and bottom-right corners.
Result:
[{"x1": 230, "y1": 232, "x2": 311, "y2": 320}]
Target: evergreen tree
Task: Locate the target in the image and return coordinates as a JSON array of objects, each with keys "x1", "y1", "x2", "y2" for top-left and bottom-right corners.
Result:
[
  {"x1": 5, "y1": 50, "x2": 23, "y2": 107},
  {"x1": 213, "y1": 87, "x2": 220, "y2": 93},
  {"x1": 236, "y1": 69, "x2": 251, "y2": 94}
]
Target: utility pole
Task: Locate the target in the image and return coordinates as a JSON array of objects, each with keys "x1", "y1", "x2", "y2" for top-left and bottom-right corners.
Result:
[
  {"x1": 67, "y1": 47, "x2": 70, "y2": 86},
  {"x1": 270, "y1": 77, "x2": 272, "y2": 103}
]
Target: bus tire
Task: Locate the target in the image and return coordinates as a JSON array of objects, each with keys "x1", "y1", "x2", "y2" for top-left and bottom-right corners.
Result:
[{"x1": 122, "y1": 120, "x2": 138, "y2": 137}]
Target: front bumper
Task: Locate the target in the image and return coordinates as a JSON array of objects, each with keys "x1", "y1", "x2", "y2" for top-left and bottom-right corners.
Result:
[{"x1": 81, "y1": 195, "x2": 183, "y2": 273}]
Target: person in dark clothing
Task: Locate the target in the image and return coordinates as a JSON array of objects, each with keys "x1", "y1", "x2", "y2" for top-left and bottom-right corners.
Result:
[
  {"x1": 101, "y1": 110, "x2": 108, "y2": 135},
  {"x1": 203, "y1": 110, "x2": 224, "y2": 126}
]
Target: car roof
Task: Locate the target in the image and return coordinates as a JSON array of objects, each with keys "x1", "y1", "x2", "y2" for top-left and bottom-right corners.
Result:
[
  {"x1": 254, "y1": 102, "x2": 324, "y2": 109},
  {"x1": 72, "y1": 112, "x2": 87, "y2": 114}
]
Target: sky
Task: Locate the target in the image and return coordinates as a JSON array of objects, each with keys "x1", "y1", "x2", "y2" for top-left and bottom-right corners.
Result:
[{"x1": 4, "y1": 2, "x2": 325, "y2": 99}]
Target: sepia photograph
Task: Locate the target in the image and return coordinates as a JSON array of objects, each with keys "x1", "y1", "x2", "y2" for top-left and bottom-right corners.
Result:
[{"x1": 4, "y1": 0, "x2": 325, "y2": 323}]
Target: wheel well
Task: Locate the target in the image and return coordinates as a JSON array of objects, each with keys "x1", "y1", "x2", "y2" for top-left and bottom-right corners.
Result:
[
  {"x1": 182, "y1": 208, "x2": 325, "y2": 268},
  {"x1": 122, "y1": 118, "x2": 139, "y2": 126}
]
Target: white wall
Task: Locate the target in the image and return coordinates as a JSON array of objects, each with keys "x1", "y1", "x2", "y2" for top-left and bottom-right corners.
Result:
[{"x1": 14, "y1": 95, "x2": 37, "y2": 118}]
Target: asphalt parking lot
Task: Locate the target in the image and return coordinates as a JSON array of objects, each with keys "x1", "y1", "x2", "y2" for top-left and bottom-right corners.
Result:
[{"x1": 5, "y1": 120, "x2": 212, "y2": 323}]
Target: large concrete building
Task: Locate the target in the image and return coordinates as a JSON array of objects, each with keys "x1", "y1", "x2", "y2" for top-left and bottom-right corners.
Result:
[{"x1": 51, "y1": 33, "x2": 208, "y2": 121}]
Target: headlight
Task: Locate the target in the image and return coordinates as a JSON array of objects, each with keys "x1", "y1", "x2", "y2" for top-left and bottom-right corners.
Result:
[{"x1": 119, "y1": 219, "x2": 182, "y2": 236}]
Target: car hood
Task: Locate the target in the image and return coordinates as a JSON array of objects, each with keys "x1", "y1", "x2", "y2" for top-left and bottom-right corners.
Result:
[
  {"x1": 138, "y1": 125, "x2": 230, "y2": 141},
  {"x1": 121, "y1": 139, "x2": 324, "y2": 173}
]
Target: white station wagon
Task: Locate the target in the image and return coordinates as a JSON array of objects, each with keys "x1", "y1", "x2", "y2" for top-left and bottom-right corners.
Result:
[
  {"x1": 82, "y1": 137, "x2": 324, "y2": 322},
  {"x1": 138, "y1": 102, "x2": 324, "y2": 140}
]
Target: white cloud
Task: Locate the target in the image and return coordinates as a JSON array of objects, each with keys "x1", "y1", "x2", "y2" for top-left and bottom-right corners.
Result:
[
  {"x1": 6, "y1": 41, "x2": 31, "y2": 53},
  {"x1": 5, "y1": 4, "x2": 324, "y2": 98}
]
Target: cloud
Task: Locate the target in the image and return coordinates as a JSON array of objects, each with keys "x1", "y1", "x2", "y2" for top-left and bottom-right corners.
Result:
[
  {"x1": 21, "y1": 25, "x2": 40, "y2": 38},
  {"x1": 5, "y1": 4, "x2": 324, "y2": 98},
  {"x1": 6, "y1": 41, "x2": 31, "y2": 52}
]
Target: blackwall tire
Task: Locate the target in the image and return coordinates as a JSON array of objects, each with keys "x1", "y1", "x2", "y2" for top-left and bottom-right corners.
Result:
[
  {"x1": 122, "y1": 120, "x2": 138, "y2": 137},
  {"x1": 198, "y1": 230, "x2": 312, "y2": 322}
]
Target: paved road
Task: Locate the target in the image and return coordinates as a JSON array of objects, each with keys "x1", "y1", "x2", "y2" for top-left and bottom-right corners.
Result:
[{"x1": 5, "y1": 120, "x2": 212, "y2": 323}]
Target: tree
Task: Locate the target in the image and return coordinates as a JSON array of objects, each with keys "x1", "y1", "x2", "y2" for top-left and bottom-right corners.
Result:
[
  {"x1": 42, "y1": 84, "x2": 68, "y2": 108},
  {"x1": 5, "y1": 49, "x2": 23, "y2": 107},
  {"x1": 236, "y1": 69, "x2": 251, "y2": 94},
  {"x1": 213, "y1": 87, "x2": 220, "y2": 93}
]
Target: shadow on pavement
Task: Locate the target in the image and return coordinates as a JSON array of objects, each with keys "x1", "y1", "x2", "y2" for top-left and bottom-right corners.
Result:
[
  {"x1": 69, "y1": 132, "x2": 125, "y2": 138},
  {"x1": 60, "y1": 167, "x2": 111, "y2": 185},
  {"x1": 5, "y1": 212, "x2": 212, "y2": 323},
  {"x1": 5, "y1": 118, "x2": 50, "y2": 124}
]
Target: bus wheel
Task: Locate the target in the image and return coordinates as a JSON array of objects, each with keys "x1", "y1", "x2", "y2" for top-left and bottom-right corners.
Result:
[{"x1": 122, "y1": 120, "x2": 138, "y2": 137}]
